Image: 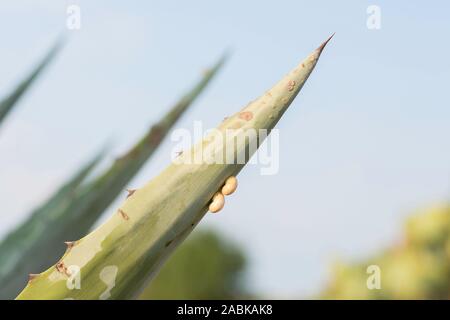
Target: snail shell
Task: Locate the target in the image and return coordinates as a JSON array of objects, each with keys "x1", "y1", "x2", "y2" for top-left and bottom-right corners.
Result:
[
  {"x1": 209, "y1": 192, "x2": 225, "y2": 213},
  {"x1": 221, "y1": 176, "x2": 238, "y2": 196}
]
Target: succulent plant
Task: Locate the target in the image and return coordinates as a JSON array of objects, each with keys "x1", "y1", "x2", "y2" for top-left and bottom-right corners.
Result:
[
  {"x1": 0, "y1": 54, "x2": 225, "y2": 299},
  {"x1": 16, "y1": 36, "x2": 332, "y2": 299}
]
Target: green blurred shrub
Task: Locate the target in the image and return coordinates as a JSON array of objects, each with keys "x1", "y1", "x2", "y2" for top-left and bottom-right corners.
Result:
[
  {"x1": 140, "y1": 229, "x2": 247, "y2": 299},
  {"x1": 322, "y1": 203, "x2": 450, "y2": 299}
]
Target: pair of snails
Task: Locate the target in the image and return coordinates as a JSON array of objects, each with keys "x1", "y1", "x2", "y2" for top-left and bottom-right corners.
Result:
[{"x1": 208, "y1": 176, "x2": 238, "y2": 213}]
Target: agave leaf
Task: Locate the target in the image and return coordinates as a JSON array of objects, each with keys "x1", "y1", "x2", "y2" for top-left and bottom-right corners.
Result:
[
  {"x1": 65, "y1": 52, "x2": 229, "y2": 238},
  {"x1": 0, "y1": 39, "x2": 63, "y2": 128},
  {"x1": 2, "y1": 54, "x2": 226, "y2": 299},
  {"x1": 0, "y1": 147, "x2": 104, "y2": 298},
  {"x1": 17, "y1": 36, "x2": 332, "y2": 300}
]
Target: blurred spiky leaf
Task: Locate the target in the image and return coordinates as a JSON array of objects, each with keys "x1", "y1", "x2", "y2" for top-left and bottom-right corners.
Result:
[
  {"x1": 0, "y1": 39, "x2": 63, "y2": 128},
  {"x1": 0, "y1": 147, "x2": 104, "y2": 298},
  {"x1": 1, "y1": 54, "x2": 226, "y2": 299}
]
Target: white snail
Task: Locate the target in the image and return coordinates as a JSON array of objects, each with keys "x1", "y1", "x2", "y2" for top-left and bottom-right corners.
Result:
[
  {"x1": 208, "y1": 192, "x2": 225, "y2": 213},
  {"x1": 221, "y1": 176, "x2": 238, "y2": 195},
  {"x1": 209, "y1": 176, "x2": 239, "y2": 213}
]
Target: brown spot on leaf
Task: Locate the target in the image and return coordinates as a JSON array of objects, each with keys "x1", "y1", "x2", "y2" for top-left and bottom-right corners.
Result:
[
  {"x1": 287, "y1": 80, "x2": 296, "y2": 92},
  {"x1": 301, "y1": 63, "x2": 305, "y2": 68},
  {"x1": 119, "y1": 209, "x2": 129, "y2": 221},
  {"x1": 239, "y1": 111, "x2": 253, "y2": 121}
]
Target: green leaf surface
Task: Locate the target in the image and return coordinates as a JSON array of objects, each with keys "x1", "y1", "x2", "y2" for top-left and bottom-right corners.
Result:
[{"x1": 16, "y1": 36, "x2": 332, "y2": 300}]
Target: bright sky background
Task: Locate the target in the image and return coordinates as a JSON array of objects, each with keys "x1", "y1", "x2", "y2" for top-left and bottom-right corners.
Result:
[{"x1": 0, "y1": 1, "x2": 449, "y2": 298}]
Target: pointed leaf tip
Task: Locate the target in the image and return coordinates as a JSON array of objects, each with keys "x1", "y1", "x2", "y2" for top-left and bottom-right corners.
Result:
[
  {"x1": 213, "y1": 50, "x2": 230, "y2": 72},
  {"x1": 0, "y1": 38, "x2": 65, "y2": 127},
  {"x1": 221, "y1": 47, "x2": 233, "y2": 61},
  {"x1": 317, "y1": 33, "x2": 335, "y2": 53}
]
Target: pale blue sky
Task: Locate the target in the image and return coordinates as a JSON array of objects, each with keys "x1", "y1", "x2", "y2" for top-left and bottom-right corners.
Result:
[{"x1": 0, "y1": 1, "x2": 449, "y2": 297}]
